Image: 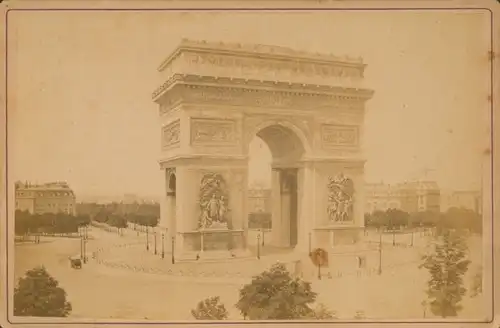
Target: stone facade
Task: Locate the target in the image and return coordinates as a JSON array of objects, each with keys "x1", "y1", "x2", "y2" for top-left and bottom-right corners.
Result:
[
  {"x1": 364, "y1": 181, "x2": 441, "y2": 214},
  {"x1": 15, "y1": 181, "x2": 76, "y2": 215},
  {"x1": 153, "y1": 39, "x2": 374, "y2": 257}
]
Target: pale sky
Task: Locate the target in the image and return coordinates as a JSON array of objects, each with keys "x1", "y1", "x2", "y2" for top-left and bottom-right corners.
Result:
[{"x1": 7, "y1": 10, "x2": 491, "y2": 200}]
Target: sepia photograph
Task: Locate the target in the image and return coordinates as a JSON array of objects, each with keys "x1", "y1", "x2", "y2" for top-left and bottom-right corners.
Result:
[{"x1": 1, "y1": 1, "x2": 498, "y2": 325}]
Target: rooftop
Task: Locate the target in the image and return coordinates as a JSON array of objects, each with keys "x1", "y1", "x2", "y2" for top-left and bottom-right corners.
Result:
[
  {"x1": 158, "y1": 38, "x2": 365, "y2": 72},
  {"x1": 15, "y1": 181, "x2": 73, "y2": 191}
]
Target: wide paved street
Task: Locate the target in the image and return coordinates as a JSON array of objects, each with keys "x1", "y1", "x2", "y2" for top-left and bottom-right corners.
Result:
[{"x1": 13, "y1": 226, "x2": 488, "y2": 321}]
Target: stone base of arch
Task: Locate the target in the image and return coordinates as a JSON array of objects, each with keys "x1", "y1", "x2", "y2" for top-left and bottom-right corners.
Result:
[
  {"x1": 158, "y1": 155, "x2": 366, "y2": 260},
  {"x1": 159, "y1": 156, "x2": 251, "y2": 260},
  {"x1": 273, "y1": 158, "x2": 366, "y2": 255}
]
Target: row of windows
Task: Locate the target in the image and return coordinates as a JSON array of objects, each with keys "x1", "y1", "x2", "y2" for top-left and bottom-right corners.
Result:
[
  {"x1": 36, "y1": 203, "x2": 73, "y2": 208},
  {"x1": 16, "y1": 202, "x2": 74, "y2": 209},
  {"x1": 16, "y1": 191, "x2": 73, "y2": 197}
]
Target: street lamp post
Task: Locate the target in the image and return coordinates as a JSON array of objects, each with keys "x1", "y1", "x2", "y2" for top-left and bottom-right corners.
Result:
[
  {"x1": 83, "y1": 236, "x2": 87, "y2": 264},
  {"x1": 154, "y1": 231, "x2": 157, "y2": 255},
  {"x1": 161, "y1": 233, "x2": 165, "y2": 259},
  {"x1": 80, "y1": 235, "x2": 84, "y2": 261},
  {"x1": 146, "y1": 226, "x2": 149, "y2": 251},
  {"x1": 378, "y1": 230, "x2": 383, "y2": 275}
]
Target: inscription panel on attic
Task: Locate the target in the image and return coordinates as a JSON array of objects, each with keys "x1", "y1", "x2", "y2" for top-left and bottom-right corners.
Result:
[
  {"x1": 181, "y1": 52, "x2": 364, "y2": 79},
  {"x1": 190, "y1": 118, "x2": 238, "y2": 146}
]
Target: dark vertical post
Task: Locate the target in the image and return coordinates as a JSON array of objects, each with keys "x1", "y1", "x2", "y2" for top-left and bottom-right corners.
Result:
[
  {"x1": 392, "y1": 229, "x2": 396, "y2": 246},
  {"x1": 410, "y1": 229, "x2": 414, "y2": 247},
  {"x1": 83, "y1": 236, "x2": 87, "y2": 264},
  {"x1": 378, "y1": 230, "x2": 382, "y2": 275},
  {"x1": 317, "y1": 262, "x2": 321, "y2": 280},
  {"x1": 161, "y1": 233, "x2": 165, "y2": 259},
  {"x1": 146, "y1": 226, "x2": 149, "y2": 251},
  {"x1": 80, "y1": 236, "x2": 84, "y2": 262},
  {"x1": 261, "y1": 229, "x2": 265, "y2": 246},
  {"x1": 154, "y1": 231, "x2": 157, "y2": 255}
]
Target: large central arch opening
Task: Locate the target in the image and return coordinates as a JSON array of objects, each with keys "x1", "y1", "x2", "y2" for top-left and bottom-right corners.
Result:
[{"x1": 248, "y1": 124, "x2": 306, "y2": 249}]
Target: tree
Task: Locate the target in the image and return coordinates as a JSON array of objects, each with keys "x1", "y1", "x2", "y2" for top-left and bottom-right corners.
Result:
[
  {"x1": 409, "y1": 210, "x2": 441, "y2": 228},
  {"x1": 470, "y1": 266, "x2": 483, "y2": 298},
  {"x1": 364, "y1": 210, "x2": 386, "y2": 229},
  {"x1": 442, "y1": 208, "x2": 482, "y2": 234},
  {"x1": 14, "y1": 266, "x2": 72, "y2": 317},
  {"x1": 419, "y1": 230, "x2": 471, "y2": 317},
  {"x1": 305, "y1": 303, "x2": 337, "y2": 320},
  {"x1": 191, "y1": 296, "x2": 229, "y2": 320},
  {"x1": 385, "y1": 208, "x2": 409, "y2": 230},
  {"x1": 235, "y1": 263, "x2": 317, "y2": 320}
]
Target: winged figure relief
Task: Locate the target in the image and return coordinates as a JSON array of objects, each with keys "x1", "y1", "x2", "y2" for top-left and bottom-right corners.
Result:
[
  {"x1": 198, "y1": 173, "x2": 229, "y2": 229},
  {"x1": 327, "y1": 173, "x2": 355, "y2": 222}
]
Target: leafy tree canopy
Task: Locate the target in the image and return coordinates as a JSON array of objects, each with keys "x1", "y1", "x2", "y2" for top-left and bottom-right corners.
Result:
[
  {"x1": 419, "y1": 230, "x2": 471, "y2": 317},
  {"x1": 235, "y1": 263, "x2": 317, "y2": 320},
  {"x1": 191, "y1": 296, "x2": 229, "y2": 320},
  {"x1": 14, "y1": 266, "x2": 72, "y2": 317}
]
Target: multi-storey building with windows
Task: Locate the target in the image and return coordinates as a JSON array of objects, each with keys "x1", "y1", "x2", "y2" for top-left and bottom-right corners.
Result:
[
  {"x1": 15, "y1": 181, "x2": 76, "y2": 215},
  {"x1": 364, "y1": 180, "x2": 441, "y2": 214}
]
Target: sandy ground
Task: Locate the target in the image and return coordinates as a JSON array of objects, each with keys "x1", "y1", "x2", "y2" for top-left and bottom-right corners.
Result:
[{"x1": 13, "y1": 226, "x2": 488, "y2": 321}]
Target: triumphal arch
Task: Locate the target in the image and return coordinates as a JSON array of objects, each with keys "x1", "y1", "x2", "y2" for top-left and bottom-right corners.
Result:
[{"x1": 152, "y1": 39, "x2": 374, "y2": 260}]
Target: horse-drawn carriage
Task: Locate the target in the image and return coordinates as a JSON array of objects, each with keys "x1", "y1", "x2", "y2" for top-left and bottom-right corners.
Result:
[{"x1": 69, "y1": 256, "x2": 82, "y2": 269}]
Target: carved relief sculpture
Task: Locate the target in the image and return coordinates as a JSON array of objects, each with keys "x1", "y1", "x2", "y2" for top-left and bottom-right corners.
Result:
[
  {"x1": 190, "y1": 118, "x2": 237, "y2": 146},
  {"x1": 321, "y1": 124, "x2": 359, "y2": 147},
  {"x1": 162, "y1": 120, "x2": 180, "y2": 148},
  {"x1": 198, "y1": 173, "x2": 230, "y2": 229},
  {"x1": 327, "y1": 173, "x2": 355, "y2": 222}
]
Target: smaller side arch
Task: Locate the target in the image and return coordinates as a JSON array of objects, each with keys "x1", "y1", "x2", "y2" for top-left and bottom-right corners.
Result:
[{"x1": 166, "y1": 168, "x2": 177, "y2": 195}]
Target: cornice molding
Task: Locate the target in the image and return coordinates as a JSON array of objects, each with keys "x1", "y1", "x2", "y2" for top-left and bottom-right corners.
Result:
[
  {"x1": 301, "y1": 157, "x2": 367, "y2": 167},
  {"x1": 153, "y1": 74, "x2": 373, "y2": 102},
  {"x1": 159, "y1": 155, "x2": 249, "y2": 169},
  {"x1": 154, "y1": 75, "x2": 374, "y2": 117},
  {"x1": 158, "y1": 39, "x2": 365, "y2": 72}
]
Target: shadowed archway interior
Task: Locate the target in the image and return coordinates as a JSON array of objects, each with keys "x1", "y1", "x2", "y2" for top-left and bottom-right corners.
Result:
[
  {"x1": 255, "y1": 125, "x2": 306, "y2": 164},
  {"x1": 251, "y1": 124, "x2": 306, "y2": 248}
]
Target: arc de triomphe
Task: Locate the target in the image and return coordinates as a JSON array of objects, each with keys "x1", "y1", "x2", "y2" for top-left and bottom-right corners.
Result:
[{"x1": 152, "y1": 39, "x2": 374, "y2": 260}]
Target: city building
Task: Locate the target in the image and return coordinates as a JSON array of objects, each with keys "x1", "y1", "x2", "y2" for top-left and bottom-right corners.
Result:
[
  {"x1": 364, "y1": 180, "x2": 441, "y2": 214},
  {"x1": 15, "y1": 181, "x2": 76, "y2": 215},
  {"x1": 441, "y1": 190, "x2": 482, "y2": 214}
]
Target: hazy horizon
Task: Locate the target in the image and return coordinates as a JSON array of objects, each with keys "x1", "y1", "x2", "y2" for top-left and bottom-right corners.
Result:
[{"x1": 7, "y1": 10, "x2": 491, "y2": 200}]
